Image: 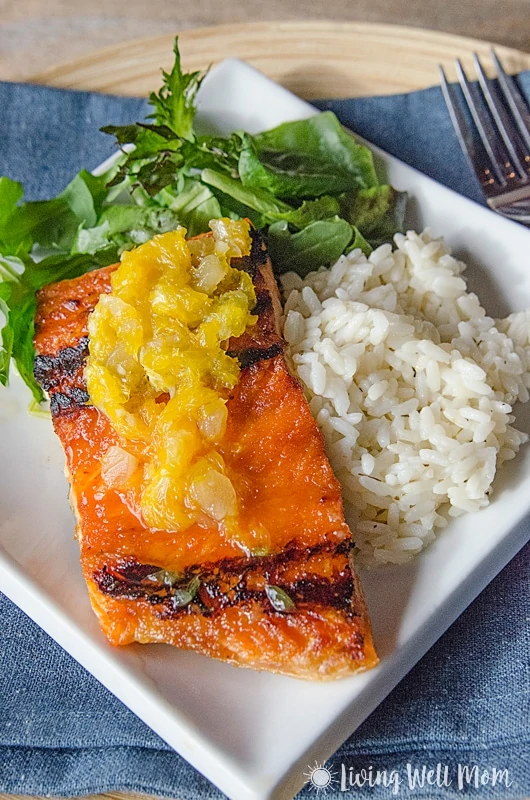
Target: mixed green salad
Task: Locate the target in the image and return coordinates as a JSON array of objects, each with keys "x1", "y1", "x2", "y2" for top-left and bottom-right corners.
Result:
[{"x1": 0, "y1": 39, "x2": 405, "y2": 402}]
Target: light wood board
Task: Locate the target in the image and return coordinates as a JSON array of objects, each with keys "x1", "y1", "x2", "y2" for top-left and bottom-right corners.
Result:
[
  {"x1": 7, "y1": 19, "x2": 530, "y2": 800},
  {"x1": 32, "y1": 21, "x2": 530, "y2": 100}
]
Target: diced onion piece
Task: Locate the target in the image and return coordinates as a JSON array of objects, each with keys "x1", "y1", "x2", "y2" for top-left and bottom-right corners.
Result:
[
  {"x1": 100, "y1": 446, "x2": 138, "y2": 488},
  {"x1": 189, "y1": 470, "x2": 237, "y2": 521},
  {"x1": 192, "y1": 254, "x2": 227, "y2": 293},
  {"x1": 197, "y1": 401, "x2": 228, "y2": 442}
]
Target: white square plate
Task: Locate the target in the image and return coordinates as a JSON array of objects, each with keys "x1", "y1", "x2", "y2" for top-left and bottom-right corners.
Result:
[{"x1": 1, "y1": 58, "x2": 530, "y2": 800}]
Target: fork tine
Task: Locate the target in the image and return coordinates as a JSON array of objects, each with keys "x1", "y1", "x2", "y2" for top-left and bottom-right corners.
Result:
[
  {"x1": 439, "y1": 65, "x2": 492, "y2": 187},
  {"x1": 491, "y1": 48, "x2": 530, "y2": 153},
  {"x1": 455, "y1": 58, "x2": 507, "y2": 187},
  {"x1": 473, "y1": 53, "x2": 527, "y2": 180}
]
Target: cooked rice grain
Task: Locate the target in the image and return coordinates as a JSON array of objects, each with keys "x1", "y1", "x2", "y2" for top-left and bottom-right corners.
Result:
[{"x1": 281, "y1": 229, "x2": 530, "y2": 567}]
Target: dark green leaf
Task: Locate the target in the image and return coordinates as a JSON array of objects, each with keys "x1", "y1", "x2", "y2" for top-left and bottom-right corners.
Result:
[
  {"x1": 1, "y1": 197, "x2": 66, "y2": 254},
  {"x1": 267, "y1": 217, "x2": 353, "y2": 276},
  {"x1": 341, "y1": 185, "x2": 406, "y2": 245},
  {"x1": 145, "y1": 570, "x2": 200, "y2": 606},
  {"x1": 180, "y1": 133, "x2": 242, "y2": 175},
  {"x1": 0, "y1": 273, "x2": 42, "y2": 400},
  {"x1": 210, "y1": 188, "x2": 268, "y2": 229},
  {"x1": 265, "y1": 585, "x2": 296, "y2": 613},
  {"x1": 8, "y1": 288, "x2": 41, "y2": 401},
  {"x1": 346, "y1": 226, "x2": 372, "y2": 257},
  {"x1": 134, "y1": 153, "x2": 183, "y2": 196},
  {"x1": 100, "y1": 124, "x2": 147, "y2": 147},
  {"x1": 101, "y1": 124, "x2": 182, "y2": 160},
  {"x1": 243, "y1": 113, "x2": 378, "y2": 198},
  {"x1": 1, "y1": 36, "x2": 404, "y2": 404}
]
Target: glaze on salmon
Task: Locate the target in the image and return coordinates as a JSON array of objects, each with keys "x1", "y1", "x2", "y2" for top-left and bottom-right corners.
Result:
[{"x1": 33, "y1": 232, "x2": 378, "y2": 680}]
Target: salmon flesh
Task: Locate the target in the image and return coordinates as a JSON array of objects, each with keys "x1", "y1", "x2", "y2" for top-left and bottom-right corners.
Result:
[{"x1": 33, "y1": 232, "x2": 378, "y2": 680}]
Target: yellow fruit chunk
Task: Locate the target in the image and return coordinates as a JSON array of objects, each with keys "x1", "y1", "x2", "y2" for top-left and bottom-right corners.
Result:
[{"x1": 85, "y1": 219, "x2": 256, "y2": 533}]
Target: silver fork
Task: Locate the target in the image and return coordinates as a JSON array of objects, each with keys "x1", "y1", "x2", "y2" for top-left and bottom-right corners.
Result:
[{"x1": 440, "y1": 51, "x2": 530, "y2": 224}]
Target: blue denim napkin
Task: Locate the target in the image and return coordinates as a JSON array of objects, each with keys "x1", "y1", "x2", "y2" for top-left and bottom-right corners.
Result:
[{"x1": 1, "y1": 74, "x2": 529, "y2": 800}]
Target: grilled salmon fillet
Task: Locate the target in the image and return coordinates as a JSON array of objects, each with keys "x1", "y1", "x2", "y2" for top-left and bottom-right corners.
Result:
[{"x1": 33, "y1": 232, "x2": 378, "y2": 680}]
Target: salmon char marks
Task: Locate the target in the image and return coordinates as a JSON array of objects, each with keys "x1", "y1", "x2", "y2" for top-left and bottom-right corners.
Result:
[{"x1": 33, "y1": 229, "x2": 378, "y2": 681}]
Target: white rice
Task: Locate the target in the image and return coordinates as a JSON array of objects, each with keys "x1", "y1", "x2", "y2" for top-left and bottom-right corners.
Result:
[{"x1": 281, "y1": 229, "x2": 530, "y2": 567}]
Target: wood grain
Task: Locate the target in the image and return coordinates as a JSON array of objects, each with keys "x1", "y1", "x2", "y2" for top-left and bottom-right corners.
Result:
[
  {"x1": 1, "y1": 0, "x2": 530, "y2": 82},
  {"x1": 29, "y1": 22, "x2": 530, "y2": 100},
  {"x1": 2, "y1": 15, "x2": 530, "y2": 800}
]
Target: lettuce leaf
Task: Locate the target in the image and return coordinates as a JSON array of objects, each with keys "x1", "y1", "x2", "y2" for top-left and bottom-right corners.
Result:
[
  {"x1": 341, "y1": 184, "x2": 407, "y2": 245},
  {"x1": 267, "y1": 218, "x2": 353, "y2": 276},
  {"x1": 157, "y1": 177, "x2": 221, "y2": 237},
  {"x1": 0, "y1": 248, "x2": 118, "y2": 400},
  {"x1": 241, "y1": 115, "x2": 379, "y2": 198}
]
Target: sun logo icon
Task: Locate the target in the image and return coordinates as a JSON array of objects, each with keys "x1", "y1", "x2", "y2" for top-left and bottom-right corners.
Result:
[{"x1": 304, "y1": 761, "x2": 337, "y2": 792}]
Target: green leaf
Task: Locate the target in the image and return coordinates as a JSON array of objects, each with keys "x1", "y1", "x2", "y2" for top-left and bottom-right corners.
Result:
[
  {"x1": 145, "y1": 570, "x2": 200, "y2": 607},
  {"x1": 243, "y1": 113, "x2": 378, "y2": 198},
  {"x1": 0, "y1": 274, "x2": 42, "y2": 400},
  {"x1": 135, "y1": 154, "x2": 184, "y2": 196},
  {"x1": 0, "y1": 35, "x2": 404, "y2": 405},
  {"x1": 341, "y1": 185, "x2": 407, "y2": 244},
  {"x1": 210, "y1": 188, "x2": 268, "y2": 230},
  {"x1": 73, "y1": 204, "x2": 184, "y2": 255},
  {"x1": 147, "y1": 37, "x2": 206, "y2": 141},
  {"x1": 9, "y1": 288, "x2": 41, "y2": 401},
  {"x1": 101, "y1": 125, "x2": 184, "y2": 196},
  {"x1": 0, "y1": 177, "x2": 23, "y2": 229},
  {"x1": 1, "y1": 198, "x2": 64, "y2": 254},
  {"x1": 171, "y1": 575, "x2": 201, "y2": 608},
  {"x1": 101, "y1": 123, "x2": 183, "y2": 159},
  {"x1": 265, "y1": 585, "x2": 296, "y2": 613},
  {"x1": 73, "y1": 221, "x2": 113, "y2": 255},
  {"x1": 181, "y1": 133, "x2": 242, "y2": 175},
  {"x1": 267, "y1": 217, "x2": 353, "y2": 276},
  {"x1": 58, "y1": 171, "x2": 99, "y2": 228},
  {"x1": 271, "y1": 195, "x2": 341, "y2": 229},
  {"x1": 157, "y1": 177, "x2": 221, "y2": 237},
  {"x1": 201, "y1": 168, "x2": 291, "y2": 220},
  {"x1": 0, "y1": 282, "x2": 14, "y2": 386},
  {"x1": 77, "y1": 169, "x2": 111, "y2": 218},
  {"x1": 146, "y1": 569, "x2": 182, "y2": 586},
  {"x1": 0, "y1": 248, "x2": 119, "y2": 399},
  {"x1": 1, "y1": 172, "x2": 102, "y2": 255},
  {"x1": 347, "y1": 226, "x2": 372, "y2": 257}
]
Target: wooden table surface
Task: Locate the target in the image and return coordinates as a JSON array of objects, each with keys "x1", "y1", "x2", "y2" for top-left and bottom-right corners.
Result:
[{"x1": 1, "y1": 0, "x2": 530, "y2": 82}]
